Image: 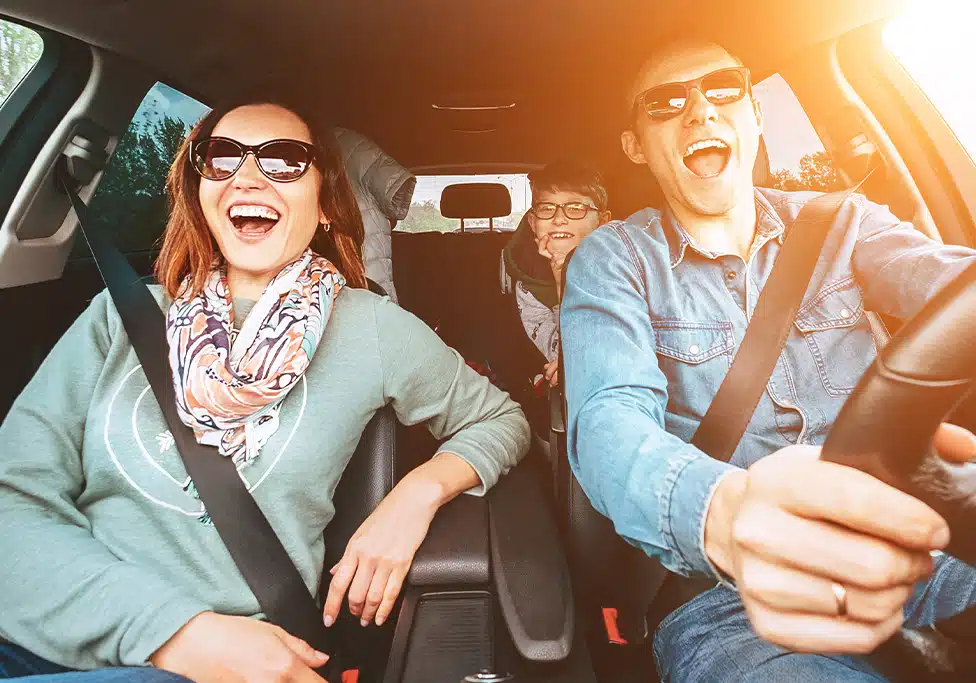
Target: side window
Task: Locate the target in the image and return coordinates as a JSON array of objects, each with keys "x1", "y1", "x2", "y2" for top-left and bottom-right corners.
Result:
[
  {"x1": 753, "y1": 74, "x2": 844, "y2": 192},
  {"x1": 398, "y1": 174, "x2": 530, "y2": 233},
  {"x1": 0, "y1": 18, "x2": 44, "y2": 107},
  {"x1": 885, "y1": 6, "x2": 975, "y2": 162},
  {"x1": 74, "y1": 83, "x2": 210, "y2": 257}
]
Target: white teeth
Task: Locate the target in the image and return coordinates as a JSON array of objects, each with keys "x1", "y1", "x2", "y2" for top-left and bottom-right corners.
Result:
[
  {"x1": 229, "y1": 204, "x2": 280, "y2": 221},
  {"x1": 684, "y1": 139, "x2": 730, "y2": 157},
  {"x1": 549, "y1": 232, "x2": 573, "y2": 239}
]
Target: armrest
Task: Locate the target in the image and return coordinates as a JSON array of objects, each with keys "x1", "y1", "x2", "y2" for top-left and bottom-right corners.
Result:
[
  {"x1": 489, "y1": 461, "x2": 574, "y2": 663},
  {"x1": 550, "y1": 385, "x2": 565, "y2": 434},
  {"x1": 407, "y1": 493, "x2": 490, "y2": 586}
]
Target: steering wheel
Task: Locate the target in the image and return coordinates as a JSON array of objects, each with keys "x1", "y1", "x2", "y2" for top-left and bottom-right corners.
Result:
[{"x1": 821, "y1": 260, "x2": 976, "y2": 681}]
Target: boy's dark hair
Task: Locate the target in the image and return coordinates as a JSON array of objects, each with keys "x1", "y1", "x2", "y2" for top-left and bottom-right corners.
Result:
[{"x1": 528, "y1": 161, "x2": 608, "y2": 212}]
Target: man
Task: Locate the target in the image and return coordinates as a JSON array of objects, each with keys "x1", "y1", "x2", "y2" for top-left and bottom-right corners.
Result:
[
  {"x1": 561, "y1": 38, "x2": 976, "y2": 681},
  {"x1": 503, "y1": 162, "x2": 611, "y2": 387}
]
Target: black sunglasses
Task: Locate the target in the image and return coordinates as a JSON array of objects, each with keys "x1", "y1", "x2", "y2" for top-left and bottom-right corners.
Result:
[
  {"x1": 532, "y1": 202, "x2": 600, "y2": 220},
  {"x1": 633, "y1": 67, "x2": 752, "y2": 122},
  {"x1": 190, "y1": 137, "x2": 317, "y2": 183}
]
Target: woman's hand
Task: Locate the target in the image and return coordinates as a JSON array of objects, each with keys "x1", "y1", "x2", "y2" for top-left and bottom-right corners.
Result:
[
  {"x1": 704, "y1": 423, "x2": 976, "y2": 655},
  {"x1": 544, "y1": 357, "x2": 560, "y2": 387},
  {"x1": 151, "y1": 611, "x2": 329, "y2": 683},
  {"x1": 323, "y1": 454, "x2": 477, "y2": 628}
]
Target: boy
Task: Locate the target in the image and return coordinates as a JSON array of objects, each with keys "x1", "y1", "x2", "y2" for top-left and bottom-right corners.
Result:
[{"x1": 502, "y1": 162, "x2": 610, "y2": 387}]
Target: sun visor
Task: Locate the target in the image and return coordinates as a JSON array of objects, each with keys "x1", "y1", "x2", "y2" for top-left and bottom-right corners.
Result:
[
  {"x1": 440, "y1": 183, "x2": 512, "y2": 219},
  {"x1": 753, "y1": 135, "x2": 770, "y2": 188}
]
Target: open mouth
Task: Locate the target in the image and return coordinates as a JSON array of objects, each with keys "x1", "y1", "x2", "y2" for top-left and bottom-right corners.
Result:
[
  {"x1": 228, "y1": 204, "x2": 281, "y2": 237},
  {"x1": 547, "y1": 231, "x2": 574, "y2": 240},
  {"x1": 682, "y1": 138, "x2": 731, "y2": 179}
]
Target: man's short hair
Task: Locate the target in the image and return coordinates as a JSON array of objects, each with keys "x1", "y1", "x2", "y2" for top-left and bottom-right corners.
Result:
[
  {"x1": 528, "y1": 161, "x2": 609, "y2": 212},
  {"x1": 625, "y1": 37, "x2": 747, "y2": 123}
]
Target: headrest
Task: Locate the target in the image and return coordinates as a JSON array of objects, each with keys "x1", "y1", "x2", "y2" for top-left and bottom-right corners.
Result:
[
  {"x1": 753, "y1": 135, "x2": 770, "y2": 187},
  {"x1": 440, "y1": 183, "x2": 512, "y2": 219}
]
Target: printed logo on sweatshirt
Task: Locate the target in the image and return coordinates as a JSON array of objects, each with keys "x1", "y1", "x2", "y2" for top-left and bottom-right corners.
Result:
[{"x1": 102, "y1": 364, "x2": 308, "y2": 521}]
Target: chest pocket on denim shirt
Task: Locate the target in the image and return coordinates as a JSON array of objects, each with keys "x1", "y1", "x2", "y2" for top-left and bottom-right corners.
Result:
[
  {"x1": 651, "y1": 321, "x2": 735, "y2": 418},
  {"x1": 794, "y1": 278, "x2": 876, "y2": 397}
]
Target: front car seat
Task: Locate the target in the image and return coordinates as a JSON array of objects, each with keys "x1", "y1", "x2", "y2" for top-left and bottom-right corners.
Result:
[
  {"x1": 322, "y1": 326, "x2": 596, "y2": 682},
  {"x1": 551, "y1": 135, "x2": 772, "y2": 673}
]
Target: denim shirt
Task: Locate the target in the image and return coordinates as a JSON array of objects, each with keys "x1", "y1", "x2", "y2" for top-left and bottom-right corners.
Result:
[{"x1": 561, "y1": 187, "x2": 976, "y2": 579}]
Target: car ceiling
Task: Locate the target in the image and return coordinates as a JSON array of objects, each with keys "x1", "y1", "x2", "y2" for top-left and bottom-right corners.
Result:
[{"x1": 3, "y1": 0, "x2": 909, "y2": 175}]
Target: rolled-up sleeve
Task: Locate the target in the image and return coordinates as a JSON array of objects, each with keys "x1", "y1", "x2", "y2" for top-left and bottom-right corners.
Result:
[
  {"x1": 852, "y1": 197, "x2": 976, "y2": 319},
  {"x1": 561, "y1": 227, "x2": 736, "y2": 578},
  {"x1": 374, "y1": 296, "x2": 529, "y2": 494}
]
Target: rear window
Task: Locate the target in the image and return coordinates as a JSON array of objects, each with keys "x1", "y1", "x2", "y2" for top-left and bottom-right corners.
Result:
[
  {"x1": 753, "y1": 73, "x2": 843, "y2": 192},
  {"x1": 74, "y1": 82, "x2": 210, "y2": 257},
  {"x1": 396, "y1": 174, "x2": 530, "y2": 233}
]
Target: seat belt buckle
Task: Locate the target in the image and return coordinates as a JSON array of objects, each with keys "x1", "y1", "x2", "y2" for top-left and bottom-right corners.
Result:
[{"x1": 601, "y1": 607, "x2": 628, "y2": 645}]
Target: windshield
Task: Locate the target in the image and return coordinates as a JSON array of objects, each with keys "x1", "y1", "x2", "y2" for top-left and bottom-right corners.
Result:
[{"x1": 885, "y1": 0, "x2": 976, "y2": 162}]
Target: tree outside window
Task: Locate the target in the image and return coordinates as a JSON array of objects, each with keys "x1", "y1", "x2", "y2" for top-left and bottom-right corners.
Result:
[
  {"x1": 768, "y1": 151, "x2": 845, "y2": 193},
  {"x1": 75, "y1": 83, "x2": 210, "y2": 257},
  {"x1": 0, "y1": 19, "x2": 43, "y2": 105}
]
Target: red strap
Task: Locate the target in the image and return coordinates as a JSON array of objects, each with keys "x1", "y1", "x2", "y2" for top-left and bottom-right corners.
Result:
[
  {"x1": 341, "y1": 670, "x2": 360, "y2": 683},
  {"x1": 602, "y1": 607, "x2": 628, "y2": 645}
]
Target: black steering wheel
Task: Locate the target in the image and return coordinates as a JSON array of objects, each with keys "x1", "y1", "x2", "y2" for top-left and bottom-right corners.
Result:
[{"x1": 821, "y1": 260, "x2": 976, "y2": 681}]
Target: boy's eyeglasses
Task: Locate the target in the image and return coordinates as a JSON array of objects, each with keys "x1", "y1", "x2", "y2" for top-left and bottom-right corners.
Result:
[
  {"x1": 190, "y1": 137, "x2": 316, "y2": 182},
  {"x1": 532, "y1": 202, "x2": 600, "y2": 220},
  {"x1": 633, "y1": 67, "x2": 752, "y2": 122}
]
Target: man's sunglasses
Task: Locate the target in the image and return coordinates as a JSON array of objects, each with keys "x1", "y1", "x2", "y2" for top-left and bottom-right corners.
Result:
[
  {"x1": 532, "y1": 202, "x2": 600, "y2": 221},
  {"x1": 633, "y1": 67, "x2": 752, "y2": 122},
  {"x1": 189, "y1": 137, "x2": 317, "y2": 183}
]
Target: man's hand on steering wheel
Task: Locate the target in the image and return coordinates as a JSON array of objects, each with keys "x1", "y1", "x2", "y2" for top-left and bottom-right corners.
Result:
[{"x1": 702, "y1": 423, "x2": 976, "y2": 654}]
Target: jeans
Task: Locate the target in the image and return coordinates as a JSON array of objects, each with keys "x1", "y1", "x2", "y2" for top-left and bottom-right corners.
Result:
[
  {"x1": 0, "y1": 645, "x2": 191, "y2": 682},
  {"x1": 653, "y1": 553, "x2": 976, "y2": 682}
]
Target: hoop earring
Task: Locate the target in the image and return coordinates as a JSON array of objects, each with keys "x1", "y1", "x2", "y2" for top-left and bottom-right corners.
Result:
[{"x1": 321, "y1": 221, "x2": 332, "y2": 233}]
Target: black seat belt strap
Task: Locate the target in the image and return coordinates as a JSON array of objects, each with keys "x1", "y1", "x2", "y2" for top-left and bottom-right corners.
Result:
[
  {"x1": 691, "y1": 179, "x2": 870, "y2": 462},
  {"x1": 57, "y1": 162, "x2": 339, "y2": 677}
]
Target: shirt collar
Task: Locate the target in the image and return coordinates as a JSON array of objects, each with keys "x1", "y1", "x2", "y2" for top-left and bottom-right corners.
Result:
[{"x1": 664, "y1": 188, "x2": 787, "y2": 269}]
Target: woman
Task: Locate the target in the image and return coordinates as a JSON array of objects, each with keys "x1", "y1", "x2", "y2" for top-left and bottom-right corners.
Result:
[{"x1": 0, "y1": 100, "x2": 529, "y2": 683}]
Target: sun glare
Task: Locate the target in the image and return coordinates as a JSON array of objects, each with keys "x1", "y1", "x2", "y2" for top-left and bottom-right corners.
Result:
[{"x1": 884, "y1": 0, "x2": 976, "y2": 160}]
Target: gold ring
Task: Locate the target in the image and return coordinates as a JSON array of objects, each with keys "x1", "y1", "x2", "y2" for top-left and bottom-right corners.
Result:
[{"x1": 831, "y1": 581, "x2": 848, "y2": 618}]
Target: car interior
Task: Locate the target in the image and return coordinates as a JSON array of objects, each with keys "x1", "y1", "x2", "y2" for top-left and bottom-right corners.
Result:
[{"x1": 1, "y1": 0, "x2": 975, "y2": 681}]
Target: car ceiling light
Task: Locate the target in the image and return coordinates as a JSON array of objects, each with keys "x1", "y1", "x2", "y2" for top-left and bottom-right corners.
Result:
[{"x1": 432, "y1": 103, "x2": 516, "y2": 111}]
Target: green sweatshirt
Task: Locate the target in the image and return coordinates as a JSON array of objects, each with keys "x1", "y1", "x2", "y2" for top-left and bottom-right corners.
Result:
[{"x1": 0, "y1": 286, "x2": 529, "y2": 670}]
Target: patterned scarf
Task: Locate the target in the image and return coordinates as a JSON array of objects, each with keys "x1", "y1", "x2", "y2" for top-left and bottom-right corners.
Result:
[{"x1": 166, "y1": 249, "x2": 344, "y2": 467}]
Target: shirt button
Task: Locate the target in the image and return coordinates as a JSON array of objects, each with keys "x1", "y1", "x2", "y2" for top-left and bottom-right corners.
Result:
[
  {"x1": 841, "y1": 308, "x2": 852, "y2": 318},
  {"x1": 726, "y1": 271, "x2": 737, "y2": 280},
  {"x1": 689, "y1": 344, "x2": 701, "y2": 355}
]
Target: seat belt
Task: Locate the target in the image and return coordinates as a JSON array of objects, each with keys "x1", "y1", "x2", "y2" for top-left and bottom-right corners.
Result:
[
  {"x1": 57, "y1": 162, "x2": 341, "y2": 680},
  {"x1": 691, "y1": 179, "x2": 870, "y2": 461}
]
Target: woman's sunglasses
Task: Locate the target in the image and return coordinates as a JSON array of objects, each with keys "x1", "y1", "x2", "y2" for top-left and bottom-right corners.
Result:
[
  {"x1": 532, "y1": 202, "x2": 600, "y2": 221},
  {"x1": 189, "y1": 137, "x2": 316, "y2": 183},
  {"x1": 633, "y1": 67, "x2": 752, "y2": 122}
]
